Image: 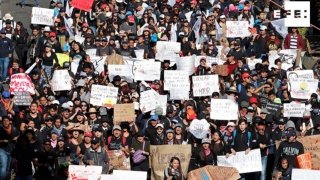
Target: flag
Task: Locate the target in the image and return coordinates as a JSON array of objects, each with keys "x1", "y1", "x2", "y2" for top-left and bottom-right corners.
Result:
[
  {"x1": 66, "y1": 0, "x2": 73, "y2": 17},
  {"x1": 192, "y1": 17, "x2": 201, "y2": 44},
  {"x1": 271, "y1": 19, "x2": 288, "y2": 38},
  {"x1": 64, "y1": 17, "x2": 74, "y2": 37}
]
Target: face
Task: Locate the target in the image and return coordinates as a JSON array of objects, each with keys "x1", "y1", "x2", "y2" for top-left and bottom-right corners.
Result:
[
  {"x1": 281, "y1": 159, "x2": 288, "y2": 169},
  {"x1": 171, "y1": 159, "x2": 180, "y2": 169},
  {"x1": 2, "y1": 119, "x2": 10, "y2": 127},
  {"x1": 137, "y1": 136, "x2": 144, "y2": 142},
  {"x1": 212, "y1": 132, "x2": 220, "y2": 141},
  {"x1": 239, "y1": 122, "x2": 247, "y2": 131},
  {"x1": 72, "y1": 131, "x2": 80, "y2": 138},
  {"x1": 84, "y1": 136, "x2": 92, "y2": 143},
  {"x1": 55, "y1": 119, "x2": 62, "y2": 128},
  {"x1": 175, "y1": 127, "x2": 182, "y2": 135},
  {"x1": 44, "y1": 142, "x2": 52, "y2": 151},
  {"x1": 202, "y1": 143, "x2": 210, "y2": 149},
  {"x1": 113, "y1": 129, "x2": 121, "y2": 137},
  {"x1": 166, "y1": 132, "x2": 174, "y2": 140},
  {"x1": 30, "y1": 103, "x2": 38, "y2": 113},
  {"x1": 156, "y1": 127, "x2": 163, "y2": 134}
]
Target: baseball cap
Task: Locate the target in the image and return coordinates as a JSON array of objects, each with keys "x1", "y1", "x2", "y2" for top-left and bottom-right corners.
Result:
[
  {"x1": 155, "y1": 123, "x2": 164, "y2": 129},
  {"x1": 112, "y1": 125, "x2": 122, "y2": 131},
  {"x1": 241, "y1": 72, "x2": 251, "y2": 80}
]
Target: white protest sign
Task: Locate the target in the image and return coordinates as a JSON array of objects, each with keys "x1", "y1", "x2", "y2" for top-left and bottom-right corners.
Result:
[
  {"x1": 108, "y1": 64, "x2": 134, "y2": 83},
  {"x1": 192, "y1": 75, "x2": 219, "y2": 97},
  {"x1": 90, "y1": 85, "x2": 118, "y2": 107},
  {"x1": 287, "y1": 70, "x2": 314, "y2": 81},
  {"x1": 86, "y1": 48, "x2": 97, "y2": 57},
  {"x1": 170, "y1": 87, "x2": 189, "y2": 100},
  {"x1": 189, "y1": 119, "x2": 210, "y2": 139},
  {"x1": 284, "y1": 102, "x2": 306, "y2": 117},
  {"x1": 176, "y1": 56, "x2": 196, "y2": 75},
  {"x1": 164, "y1": 70, "x2": 189, "y2": 91},
  {"x1": 155, "y1": 41, "x2": 181, "y2": 61},
  {"x1": 154, "y1": 94, "x2": 167, "y2": 115},
  {"x1": 247, "y1": 58, "x2": 262, "y2": 70},
  {"x1": 134, "y1": 49, "x2": 144, "y2": 59},
  {"x1": 194, "y1": 56, "x2": 224, "y2": 67},
  {"x1": 51, "y1": 70, "x2": 72, "y2": 91},
  {"x1": 68, "y1": 165, "x2": 102, "y2": 180},
  {"x1": 226, "y1": 21, "x2": 250, "y2": 38},
  {"x1": 210, "y1": 99, "x2": 238, "y2": 120},
  {"x1": 91, "y1": 56, "x2": 105, "y2": 74},
  {"x1": 31, "y1": 7, "x2": 54, "y2": 26},
  {"x1": 140, "y1": 90, "x2": 156, "y2": 112},
  {"x1": 71, "y1": 57, "x2": 80, "y2": 75},
  {"x1": 217, "y1": 149, "x2": 262, "y2": 173},
  {"x1": 9, "y1": 73, "x2": 35, "y2": 94},
  {"x1": 74, "y1": 35, "x2": 85, "y2": 44},
  {"x1": 292, "y1": 169, "x2": 320, "y2": 180},
  {"x1": 279, "y1": 49, "x2": 297, "y2": 70},
  {"x1": 113, "y1": 170, "x2": 147, "y2": 180},
  {"x1": 100, "y1": 175, "x2": 120, "y2": 180},
  {"x1": 268, "y1": 50, "x2": 280, "y2": 70},
  {"x1": 133, "y1": 61, "x2": 161, "y2": 81},
  {"x1": 289, "y1": 79, "x2": 318, "y2": 99}
]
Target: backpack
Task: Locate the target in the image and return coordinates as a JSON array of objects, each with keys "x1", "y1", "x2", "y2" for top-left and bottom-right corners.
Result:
[
  {"x1": 231, "y1": 130, "x2": 251, "y2": 146},
  {"x1": 107, "y1": 136, "x2": 127, "y2": 146}
]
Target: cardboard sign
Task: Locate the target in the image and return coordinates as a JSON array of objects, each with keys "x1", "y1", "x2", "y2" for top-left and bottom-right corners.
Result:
[
  {"x1": 13, "y1": 92, "x2": 32, "y2": 106},
  {"x1": 210, "y1": 99, "x2": 238, "y2": 120},
  {"x1": 71, "y1": 0, "x2": 94, "y2": 12},
  {"x1": 31, "y1": 7, "x2": 54, "y2": 26},
  {"x1": 289, "y1": 79, "x2": 318, "y2": 99},
  {"x1": 155, "y1": 41, "x2": 181, "y2": 61},
  {"x1": 107, "y1": 150, "x2": 131, "y2": 170},
  {"x1": 51, "y1": 70, "x2": 72, "y2": 91},
  {"x1": 189, "y1": 119, "x2": 210, "y2": 139},
  {"x1": 113, "y1": 104, "x2": 135, "y2": 124},
  {"x1": 265, "y1": 102, "x2": 283, "y2": 117},
  {"x1": 133, "y1": 61, "x2": 161, "y2": 81},
  {"x1": 56, "y1": 53, "x2": 69, "y2": 66},
  {"x1": 150, "y1": 145, "x2": 191, "y2": 180},
  {"x1": 292, "y1": 169, "x2": 320, "y2": 180},
  {"x1": 226, "y1": 21, "x2": 250, "y2": 38},
  {"x1": 217, "y1": 149, "x2": 262, "y2": 173},
  {"x1": 192, "y1": 75, "x2": 219, "y2": 97},
  {"x1": 284, "y1": 102, "x2": 306, "y2": 117},
  {"x1": 297, "y1": 135, "x2": 320, "y2": 170},
  {"x1": 108, "y1": 64, "x2": 134, "y2": 83},
  {"x1": 139, "y1": 90, "x2": 156, "y2": 112},
  {"x1": 176, "y1": 56, "x2": 196, "y2": 75},
  {"x1": 164, "y1": 70, "x2": 189, "y2": 91},
  {"x1": 216, "y1": 65, "x2": 229, "y2": 76},
  {"x1": 90, "y1": 85, "x2": 118, "y2": 107},
  {"x1": 68, "y1": 165, "x2": 102, "y2": 180},
  {"x1": 296, "y1": 153, "x2": 312, "y2": 169},
  {"x1": 9, "y1": 73, "x2": 35, "y2": 94},
  {"x1": 187, "y1": 166, "x2": 240, "y2": 180}
]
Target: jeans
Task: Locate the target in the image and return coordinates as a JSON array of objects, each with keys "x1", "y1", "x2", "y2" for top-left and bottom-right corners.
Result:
[
  {"x1": 0, "y1": 148, "x2": 11, "y2": 180},
  {"x1": 260, "y1": 156, "x2": 268, "y2": 180},
  {"x1": 20, "y1": 0, "x2": 39, "y2": 6},
  {"x1": 42, "y1": 65, "x2": 53, "y2": 80},
  {"x1": 0, "y1": 57, "x2": 9, "y2": 81}
]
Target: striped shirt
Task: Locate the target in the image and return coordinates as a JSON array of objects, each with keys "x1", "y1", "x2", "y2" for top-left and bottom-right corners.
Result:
[{"x1": 289, "y1": 35, "x2": 298, "y2": 49}]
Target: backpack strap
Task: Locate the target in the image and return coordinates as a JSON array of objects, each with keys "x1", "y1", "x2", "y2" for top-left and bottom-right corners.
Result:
[
  {"x1": 247, "y1": 131, "x2": 251, "y2": 146},
  {"x1": 237, "y1": 84, "x2": 242, "y2": 93},
  {"x1": 231, "y1": 130, "x2": 237, "y2": 146}
]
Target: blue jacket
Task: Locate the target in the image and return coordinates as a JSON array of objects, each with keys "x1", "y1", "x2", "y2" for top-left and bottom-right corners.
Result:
[{"x1": 0, "y1": 37, "x2": 13, "y2": 58}]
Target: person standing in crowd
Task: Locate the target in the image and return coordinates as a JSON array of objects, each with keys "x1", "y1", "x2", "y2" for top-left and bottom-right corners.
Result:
[
  {"x1": 12, "y1": 21, "x2": 28, "y2": 68},
  {"x1": 0, "y1": 29, "x2": 13, "y2": 81},
  {"x1": 164, "y1": 157, "x2": 184, "y2": 180}
]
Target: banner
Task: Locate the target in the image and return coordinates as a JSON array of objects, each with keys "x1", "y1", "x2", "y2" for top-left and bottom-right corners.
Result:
[
  {"x1": 13, "y1": 92, "x2": 32, "y2": 106},
  {"x1": 210, "y1": 99, "x2": 238, "y2": 120},
  {"x1": 176, "y1": 56, "x2": 195, "y2": 75},
  {"x1": 283, "y1": 102, "x2": 306, "y2": 117},
  {"x1": 107, "y1": 150, "x2": 131, "y2": 170},
  {"x1": 71, "y1": 0, "x2": 94, "y2": 12},
  {"x1": 31, "y1": 7, "x2": 54, "y2": 26},
  {"x1": 187, "y1": 166, "x2": 240, "y2": 180},
  {"x1": 113, "y1": 104, "x2": 135, "y2": 124},
  {"x1": 68, "y1": 165, "x2": 102, "y2": 180},
  {"x1": 133, "y1": 61, "x2": 161, "y2": 81},
  {"x1": 51, "y1": 70, "x2": 72, "y2": 91},
  {"x1": 217, "y1": 149, "x2": 262, "y2": 173},
  {"x1": 265, "y1": 102, "x2": 283, "y2": 117},
  {"x1": 192, "y1": 75, "x2": 219, "y2": 97},
  {"x1": 292, "y1": 169, "x2": 320, "y2": 180},
  {"x1": 140, "y1": 90, "x2": 156, "y2": 112},
  {"x1": 155, "y1": 41, "x2": 181, "y2": 61},
  {"x1": 90, "y1": 85, "x2": 118, "y2": 107},
  {"x1": 56, "y1": 53, "x2": 69, "y2": 66},
  {"x1": 226, "y1": 21, "x2": 250, "y2": 38},
  {"x1": 189, "y1": 119, "x2": 210, "y2": 139},
  {"x1": 164, "y1": 70, "x2": 189, "y2": 91},
  {"x1": 150, "y1": 145, "x2": 191, "y2": 180},
  {"x1": 9, "y1": 73, "x2": 35, "y2": 94},
  {"x1": 289, "y1": 79, "x2": 318, "y2": 99},
  {"x1": 108, "y1": 64, "x2": 134, "y2": 83}
]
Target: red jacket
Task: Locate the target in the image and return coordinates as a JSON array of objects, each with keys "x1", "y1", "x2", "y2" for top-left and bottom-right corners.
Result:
[{"x1": 284, "y1": 33, "x2": 304, "y2": 49}]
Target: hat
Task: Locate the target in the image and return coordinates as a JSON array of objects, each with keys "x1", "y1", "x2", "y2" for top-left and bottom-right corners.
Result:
[
  {"x1": 5, "y1": 19, "x2": 11, "y2": 24},
  {"x1": 128, "y1": 15, "x2": 135, "y2": 23},
  {"x1": 240, "y1": 101, "x2": 249, "y2": 108},
  {"x1": 260, "y1": 25, "x2": 267, "y2": 31},
  {"x1": 226, "y1": 122, "x2": 236, "y2": 127},
  {"x1": 175, "y1": 123, "x2": 183, "y2": 128},
  {"x1": 277, "y1": 118, "x2": 285, "y2": 124},
  {"x1": 226, "y1": 52, "x2": 234, "y2": 57},
  {"x1": 43, "y1": 26, "x2": 51, "y2": 32},
  {"x1": 43, "y1": 138, "x2": 51, "y2": 144},
  {"x1": 2, "y1": 91, "x2": 10, "y2": 98},
  {"x1": 100, "y1": 4, "x2": 108, "y2": 9},
  {"x1": 251, "y1": 70, "x2": 257, "y2": 76},
  {"x1": 247, "y1": 106, "x2": 254, "y2": 112},
  {"x1": 49, "y1": 32, "x2": 56, "y2": 37},
  {"x1": 68, "y1": 127, "x2": 84, "y2": 134},
  {"x1": 285, "y1": 120, "x2": 295, "y2": 130},
  {"x1": 76, "y1": 79, "x2": 86, "y2": 87},
  {"x1": 82, "y1": 23, "x2": 89, "y2": 27},
  {"x1": 166, "y1": 129, "x2": 174, "y2": 134},
  {"x1": 249, "y1": 97, "x2": 258, "y2": 104},
  {"x1": 61, "y1": 103, "x2": 70, "y2": 109},
  {"x1": 153, "y1": 80, "x2": 161, "y2": 85},
  {"x1": 226, "y1": 86, "x2": 238, "y2": 94},
  {"x1": 84, "y1": 131, "x2": 93, "y2": 138},
  {"x1": 274, "y1": 98, "x2": 282, "y2": 104},
  {"x1": 167, "y1": 105, "x2": 176, "y2": 113},
  {"x1": 51, "y1": 129, "x2": 59, "y2": 135},
  {"x1": 0, "y1": 29, "x2": 6, "y2": 34},
  {"x1": 2, "y1": 13, "x2": 13, "y2": 20},
  {"x1": 178, "y1": 32, "x2": 185, "y2": 36},
  {"x1": 159, "y1": 14, "x2": 165, "y2": 19},
  {"x1": 88, "y1": 107, "x2": 97, "y2": 114},
  {"x1": 155, "y1": 107, "x2": 163, "y2": 116},
  {"x1": 285, "y1": 129, "x2": 296, "y2": 137},
  {"x1": 201, "y1": 138, "x2": 211, "y2": 144},
  {"x1": 220, "y1": 15, "x2": 226, "y2": 19},
  {"x1": 93, "y1": 126, "x2": 103, "y2": 132},
  {"x1": 241, "y1": 72, "x2": 251, "y2": 80},
  {"x1": 155, "y1": 123, "x2": 164, "y2": 129},
  {"x1": 52, "y1": 100, "x2": 60, "y2": 105},
  {"x1": 261, "y1": 108, "x2": 269, "y2": 114},
  {"x1": 45, "y1": 43, "x2": 52, "y2": 48},
  {"x1": 99, "y1": 107, "x2": 108, "y2": 116},
  {"x1": 91, "y1": 137, "x2": 101, "y2": 144},
  {"x1": 112, "y1": 125, "x2": 122, "y2": 131},
  {"x1": 58, "y1": 136, "x2": 65, "y2": 142},
  {"x1": 150, "y1": 114, "x2": 159, "y2": 120},
  {"x1": 191, "y1": 0, "x2": 197, "y2": 5}
]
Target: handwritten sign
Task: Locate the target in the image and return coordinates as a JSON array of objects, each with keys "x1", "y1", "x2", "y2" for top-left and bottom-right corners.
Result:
[
  {"x1": 192, "y1": 75, "x2": 219, "y2": 97},
  {"x1": 9, "y1": 73, "x2": 35, "y2": 94},
  {"x1": 170, "y1": 87, "x2": 189, "y2": 100},
  {"x1": 90, "y1": 85, "x2": 118, "y2": 107},
  {"x1": 284, "y1": 102, "x2": 306, "y2": 117},
  {"x1": 133, "y1": 61, "x2": 161, "y2": 81},
  {"x1": 287, "y1": 70, "x2": 314, "y2": 81},
  {"x1": 176, "y1": 56, "x2": 195, "y2": 75},
  {"x1": 139, "y1": 90, "x2": 156, "y2": 112},
  {"x1": 289, "y1": 79, "x2": 318, "y2": 99},
  {"x1": 150, "y1": 145, "x2": 191, "y2": 180},
  {"x1": 217, "y1": 149, "x2": 262, "y2": 173},
  {"x1": 31, "y1": 7, "x2": 54, "y2": 26},
  {"x1": 68, "y1": 165, "x2": 102, "y2": 180},
  {"x1": 107, "y1": 150, "x2": 131, "y2": 171},
  {"x1": 108, "y1": 64, "x2": 134, "y2": 83},
  {"x1": 56, "y1": 53, "x2": 69, "y2": 66},
  {"x1": 164, "y1": 70, "x2": 189, "y2": 91},
  {"x1": 279, "y1": 49, "x2": 297, "y2": 70},
  {"x1": 189, "y1": 119, "x2": 210, "y2": 139},
  {"x1": 113, "y1": 170, "x2": 147, "y2": 180},
  {"x1": 113, "y1": 104, "x2": 135, "y2": 124},
  {"x1": 155, "y1": 41, "x2": 181, "y2": 61},
  {"x1": 154, "y1": 94, "x2": 167, "y2": 115},
  {"x1": 292, "y1": 169, "x2": 320, "y2": 180},
  {"x1": 265, "y1": 102, "x2": 283, "y2": 117},
  {"x1": 71, "y1": 0, "x2": 94, "y2": 12},
  {"x1": 210, "y1": 99, "x2": 238, "y2": 120},
  {"x1": 187, "y1": 166, "x2": 240, "y2": 180},
  {"x1": 226, "y1": 21, "x2": 250, "y2": 38},
  {"x1": 13, "y1": 92, "x2": 32, "y2": 106},
  {"x1": 51, "y1": 70, "x2": 72, "y2": 91}
]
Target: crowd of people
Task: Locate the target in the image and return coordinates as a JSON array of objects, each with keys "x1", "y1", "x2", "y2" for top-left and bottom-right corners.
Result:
[{"x1": 0, "y1": 0, "x2": 318, "y2": 180}]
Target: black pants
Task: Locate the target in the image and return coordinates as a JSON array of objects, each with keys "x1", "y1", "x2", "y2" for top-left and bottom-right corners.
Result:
[{"x1": 15, "y1": 44, "x2": 28, "y2": 68}]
